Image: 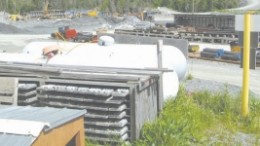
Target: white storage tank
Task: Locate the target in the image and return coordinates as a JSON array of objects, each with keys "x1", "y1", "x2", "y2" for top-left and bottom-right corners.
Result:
[
  {"x1": 19, "y1": 41, "x2": 187, "y2": 99},
  {"x1": 48, "y1": 43, "x2": 187, "y2": 81}
]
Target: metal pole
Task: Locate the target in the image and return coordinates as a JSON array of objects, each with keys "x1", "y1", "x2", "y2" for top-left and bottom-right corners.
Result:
[
  {"x1": 157, "y1": 40, "x2": 163, "y2": 111},
  {"x1": 241, "y1": 12, "x2": 251, "y2": 117}
]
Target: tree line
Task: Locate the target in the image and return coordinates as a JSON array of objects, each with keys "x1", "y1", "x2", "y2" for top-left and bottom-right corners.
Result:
[{"x1": 0, "y1": 0, "x2": 241, "y2": 14}]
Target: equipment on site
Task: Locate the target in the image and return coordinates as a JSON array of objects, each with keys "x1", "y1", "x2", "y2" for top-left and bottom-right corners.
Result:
[
  {"x1": 51, "y1": 26, "x2": 97, "y2": 43},
  {"x1": 87, "y1": 10, "x2": 98, "y2": 17},
  {"x1": 230, "y1": 41, "x2": 241, "y2": 53},
  {"x1": 9, "y1": 14, "x2": 24, "y2": 21},
  {"x1": 188, "y1": 45, "x2": 200, "y2": 53}
]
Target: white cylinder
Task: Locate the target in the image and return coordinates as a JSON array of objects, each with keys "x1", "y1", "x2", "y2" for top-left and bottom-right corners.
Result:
[
  {"x1": 49, "y1": 43, "x2": 186, "y2": 99},
  {"x1": 22, "y1": 42, "x2": 187, "y2": 80},
  {"x1": 162, "y1": 71, "x2": 179, "y2": 100},
  {"x1": 49, "y1": 43, "x2": 187, "y2": 80},
  {"x1": 13, "y1": 42, "x2": 187, "y2": 99},
  {"x1": 22, "y1": 41, "x2": 82, "y2": 57}
]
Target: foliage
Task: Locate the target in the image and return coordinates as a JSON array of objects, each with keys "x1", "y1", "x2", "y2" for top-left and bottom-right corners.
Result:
[
  {"x1": 134, "y1": 86, "x2": 260, "y2": 145},
  {"x1": 186, "y1": 73, "x2": 193, "y2": 80},
  {"x1": 0, "y1": 0, "x2": 242, "y2": 14}
]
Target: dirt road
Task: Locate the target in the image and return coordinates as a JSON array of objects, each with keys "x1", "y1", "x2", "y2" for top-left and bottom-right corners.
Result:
[{"x1": 188, "y1": 59, "x2": 260, "y2": 96}]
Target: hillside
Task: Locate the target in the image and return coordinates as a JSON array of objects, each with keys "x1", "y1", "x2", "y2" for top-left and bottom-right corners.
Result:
[{"x1": 0, "y1": 0, "x2": 243, "y2": 14}]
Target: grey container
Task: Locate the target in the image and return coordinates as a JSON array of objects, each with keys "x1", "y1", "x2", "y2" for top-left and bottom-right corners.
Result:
[
  {"x1": 203, "y1": 48, "x2": 224, "y2": 57},
  {"x1": 221, "y1": 51, "x2": 241, "y2": 61},
  {"x1": 201, "y1": 51, "x2": 219, "y2": 58}
]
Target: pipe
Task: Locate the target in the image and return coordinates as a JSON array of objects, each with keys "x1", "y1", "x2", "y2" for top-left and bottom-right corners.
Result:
[{"x1": 241, "y1": 12, "x2": 251, "y2": 117}]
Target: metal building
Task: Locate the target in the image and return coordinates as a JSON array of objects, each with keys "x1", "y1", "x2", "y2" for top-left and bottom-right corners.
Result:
[{"x1": 174, "y1": 14, "x2": 235, "y2": 31}]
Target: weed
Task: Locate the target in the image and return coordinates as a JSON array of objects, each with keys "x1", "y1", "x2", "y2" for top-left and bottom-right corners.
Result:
[
  {"x1": 186, "y1": 73, "x2": 193, "y2": 80},
  {"x1": 134, "y1": 86, "x2": 260, "y2": 145}
]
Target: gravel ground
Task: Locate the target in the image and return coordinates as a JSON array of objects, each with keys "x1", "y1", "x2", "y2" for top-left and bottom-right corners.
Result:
[
  {"x1": 0, "y1": 15, "x2": 154, "y2": 35},
  {"x1": 184, "y1": 78, "x2": 242, "y2": 96},
  {"x1": 187, "y1": 58, "x2": 260, "y2": 97},
  {"x1": 184, "y1": 77, "x2": 259, "y2": 98}
]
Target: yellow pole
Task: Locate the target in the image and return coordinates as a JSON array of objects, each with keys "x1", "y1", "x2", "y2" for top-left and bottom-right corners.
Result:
[{"x1": 241, "y1": 12, "x2": 251, "y2": 117}]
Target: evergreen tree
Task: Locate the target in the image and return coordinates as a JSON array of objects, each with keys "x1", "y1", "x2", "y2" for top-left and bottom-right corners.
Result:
[{"x1": 0, "y1": 0, "x2": 242, "y2": 14}]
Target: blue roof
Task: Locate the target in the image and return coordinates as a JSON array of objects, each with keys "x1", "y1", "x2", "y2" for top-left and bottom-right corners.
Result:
[{"x1": 0, "y1": 106, "x2": 86, "y2": 146}]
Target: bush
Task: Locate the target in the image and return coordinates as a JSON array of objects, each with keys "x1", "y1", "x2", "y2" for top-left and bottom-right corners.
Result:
[{"x1": 134, "y1": 86, "x2": 260, "y2": 145}]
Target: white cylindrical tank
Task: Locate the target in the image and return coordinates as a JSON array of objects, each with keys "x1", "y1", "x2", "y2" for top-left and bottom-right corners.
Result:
[
  {"x1": 22, "y1": 41, "x2": 83, "y2": 57},
  {"x1": 22, "y1": 42, "x2": 187, "y2": 80},
  {"x1": 49, "y1": 43, "x2": 186, "y2": 99},
  {"x1": 162, "y1": 72, "x2": 179, "y2": 100},
  {"x1": 49, "y1": 43, "x2": 187, "y2": 80},
  {"x1": 18, "y1": 42, "x2": 187, "y2": 99}
]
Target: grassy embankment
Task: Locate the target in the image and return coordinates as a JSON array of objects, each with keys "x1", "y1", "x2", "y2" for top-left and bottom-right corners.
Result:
[
  {"x1": 88, "y1": 84, "x2": 260, "y2": 145},
  {"x1": 135, "y1": 86, "x2": 260, "y2": 145}
]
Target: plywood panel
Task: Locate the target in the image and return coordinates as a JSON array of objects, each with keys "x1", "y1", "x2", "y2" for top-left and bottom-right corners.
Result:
[{"x1": 33, "y1": 117, "x2": 85, "y2": 146}]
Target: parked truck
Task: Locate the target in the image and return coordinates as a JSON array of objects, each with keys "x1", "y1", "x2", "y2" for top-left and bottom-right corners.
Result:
[{"x1": 51, "y1": 26, "x2": 97, "y2": 43}]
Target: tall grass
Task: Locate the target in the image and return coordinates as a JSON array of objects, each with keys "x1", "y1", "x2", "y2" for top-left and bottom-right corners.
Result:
[{"x1": 134, "y1": 86, "x2": 260, "y2": 145}]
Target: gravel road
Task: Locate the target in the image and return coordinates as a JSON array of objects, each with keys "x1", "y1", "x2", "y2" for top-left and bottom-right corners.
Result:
[{"x1": 187, "y1": 58, "x2": 260, "y2": 97}]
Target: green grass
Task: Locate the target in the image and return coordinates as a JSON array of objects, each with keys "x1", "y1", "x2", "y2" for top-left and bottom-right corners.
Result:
[
  {"x1": 186, "y1": 73, "x2": 193, "y2": 80},
  {"x1": 87, "y1": 86, "x2": 260, "y2": 146},
  {"x1": 134, "y1": 86, "x2": 260, "y2": 146}
]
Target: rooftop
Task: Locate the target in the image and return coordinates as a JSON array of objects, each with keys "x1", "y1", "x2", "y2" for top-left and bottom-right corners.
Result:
[{"x1": 0, "y1": 106, "x2": 86, "y2": 146}]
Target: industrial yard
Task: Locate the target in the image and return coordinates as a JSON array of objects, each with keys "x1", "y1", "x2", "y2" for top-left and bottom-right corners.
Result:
[
  {"x1": 0, "y1": 34, "x2": 259, "y2": 96},
  {"x1": 1, "y1": 0, "x2": 260, "y2": 145}
]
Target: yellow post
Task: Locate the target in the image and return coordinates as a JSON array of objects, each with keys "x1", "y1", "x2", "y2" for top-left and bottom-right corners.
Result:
[{"x1": 241, "y1": 12, "x2": 251, "y2": 117}]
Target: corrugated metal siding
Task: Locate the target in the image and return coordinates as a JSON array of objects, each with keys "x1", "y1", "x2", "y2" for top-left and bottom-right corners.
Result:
[
  {"x1": 0, "y1": 134, "x2": 34, "y2": 146},
  {"x1": 0, "y1": 106, "x2": 86, "y2": 131},
  {"x1": 0, "y1": 106, "x2": 86, "y2": 146}
]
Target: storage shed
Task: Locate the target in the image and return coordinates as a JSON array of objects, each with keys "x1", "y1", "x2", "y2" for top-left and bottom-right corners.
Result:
[{"x1": 0, "y1": 106, "x2": 86, "y2": 146}]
